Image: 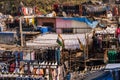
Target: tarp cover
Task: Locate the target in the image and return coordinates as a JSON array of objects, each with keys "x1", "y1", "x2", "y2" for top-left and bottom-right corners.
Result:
[
  {"x1": 26, "y1": 34, "x2": 86, "y2": 50},
  {"x1": 62, "y1": 17, "x2": 98, "y2": 28}
]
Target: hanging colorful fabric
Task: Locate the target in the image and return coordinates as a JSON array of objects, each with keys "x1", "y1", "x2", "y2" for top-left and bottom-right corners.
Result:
[
  {"x1": 20, "y1": 67, "x2": 24, "y2": 74},
  {"x1": 39, "y1": 69, "x2": 44, "y2": 75},
  {"x1": 108, "y1": 50, "x2": 117, "y2": 63},
  {"x1": 26, "y1": 18, "x2": 29, "y2": 25},
  {"x1": 32, "y1": 18, "x2": 35, "y2": 26},
  {"x1": 36, "y1": 68, "x2": 39, "y2": 75}
]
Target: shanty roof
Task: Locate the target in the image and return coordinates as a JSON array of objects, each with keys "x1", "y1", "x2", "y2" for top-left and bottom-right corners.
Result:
[{"x1": 26, "y1": 33, "x2": 86, "y2": 50}]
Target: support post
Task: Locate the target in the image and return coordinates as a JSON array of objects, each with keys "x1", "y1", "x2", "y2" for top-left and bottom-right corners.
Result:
[{"x1": 19, "y1": 17, "x2": 23, "y2": 47}]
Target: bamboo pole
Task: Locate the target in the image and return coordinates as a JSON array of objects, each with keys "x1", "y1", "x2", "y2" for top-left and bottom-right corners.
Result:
[{"x1": 19, "y1": 17, "x2": 24, "y2": 47}]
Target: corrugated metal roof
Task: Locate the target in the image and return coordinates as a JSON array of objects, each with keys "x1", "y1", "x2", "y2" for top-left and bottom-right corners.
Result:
[{"x1": 26, "y1": 33, "x2": 86, "y2": 49}]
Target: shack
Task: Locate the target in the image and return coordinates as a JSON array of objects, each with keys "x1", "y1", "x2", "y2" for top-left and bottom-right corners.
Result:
[{"x1": 36, "y1": 17, "x2": 98, "y2": 34}]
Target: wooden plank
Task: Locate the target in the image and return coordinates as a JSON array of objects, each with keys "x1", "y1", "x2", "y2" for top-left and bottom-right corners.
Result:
[{"x1": 23, "y1": 32, "x2": 40, "y2": 35}]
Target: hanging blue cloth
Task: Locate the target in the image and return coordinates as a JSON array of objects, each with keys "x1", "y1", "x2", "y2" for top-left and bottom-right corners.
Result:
[
  {"x1": 55, "y1": 47, "x2": 60, "y2": 65},
  {"x1": 13, "y1": 51, "x2": 18, "y2": 61},
  {"x1": 66, "y1": 73, "x2": 71, "y2": 80},
  {"x1": 19, "y1": 51, "x2": 23, "y2": 61},
  {"x1": 13, "y1": 51, "x2": 23, "y2": 61},
  {"x1": 115, "y1": 69, "x2": 119, "y2": 80}
]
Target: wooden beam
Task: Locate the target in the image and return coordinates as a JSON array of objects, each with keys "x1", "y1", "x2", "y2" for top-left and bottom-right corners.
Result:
[{"x1": 20, "y1": 17, "x2": 23, "y2": 47}]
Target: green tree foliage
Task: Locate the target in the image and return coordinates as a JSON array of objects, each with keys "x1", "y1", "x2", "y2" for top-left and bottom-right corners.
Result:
[{"x1": 0, "y1": 0, "x2": 102, "y2": 14}]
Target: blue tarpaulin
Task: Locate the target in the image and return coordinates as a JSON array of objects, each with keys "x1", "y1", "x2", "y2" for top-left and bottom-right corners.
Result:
[
  {"x1": 62, "y1": 17, "x2": 98, "y2": 28},
  {"x1": 93, "y1": 71, "x2": 113, "y2": 80},
  {"x1": 37, "y1": 26, "x2": 49, "y2": 34},
  {"x1": 55, "y1": 47, "x2": 60, "y2": 65}
]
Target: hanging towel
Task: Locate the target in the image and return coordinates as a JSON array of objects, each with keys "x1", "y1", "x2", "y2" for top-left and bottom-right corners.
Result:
[
  {"x1": 31, "y1": 51, "x2": 35, "y2": 60},
  {"x1": 36, "y1": 68, "x2": 39, "y2": 75},
  {"x1": 30, "y1": 65, "x2": 34, "y2": 73},
  {"x1": 9, "y1": 63, "x2": 16, "y2": 73},
  {"x1": 39, "y1": 69, "x2": 44, "y2": 75},
  {"x1": 108, "y1": 50, "x2": 117, "y2": 63},
  {"x1": 20, "y1": 67, "x2": 24, "y2": 74}
]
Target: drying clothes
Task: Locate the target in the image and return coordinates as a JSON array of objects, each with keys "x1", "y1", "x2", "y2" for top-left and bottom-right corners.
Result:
[
  {"x1": 29, "y1": 19, "x2": 33, "y2": 25},
  {"x1": 51, "y1": 69, "x2": 57, "y2": 80},
  {"x1": 116, "y1": 28, "x2": 120, "y2": 38},
  {"x1": 107, "y1": 11, "x2": 113, "y2": 20},
  {"x1": 57, "y1": 67, "x2": 60, "y2": 80},
  {"x1": 39, "y1": 69, "x2": 44, "y2": 75},
  {"x1": 1, "y1": 65, "x2": 8, "y2": 73},
  {"x1": 9, "y1": 63, "x2": 16, "y2": 73},
  {"x1": 116, "y1": 27, "x2": 120, "y2": 43},
  {"x1": 32, "y1": 68, "x2": 37, "y2": 75},
  {"x1": 24, "y1": 64, "x2": 29, "y2": 74},
  {"x1": 30, "y1": 65, "x2": 34, "y2": 73},
  {"x1": 22, "y1": 7, "x2": 28, "y2": 16},
  {"x1": 23, "y1": 52, "x2": 31, "y2": 60},
  {"x1": 66, "y1": 72, "x2": 71, "y2": 80},
  {"x1": 104, "y1": 50, "x2": 108, "y2": 63},
  {"x1": 36, "y1": 68, "x2": 39, "y2": 75},
  {"x1": 19, "y1": 67, "x2": 24, "y2": 74},
  {"x1": 32, "y1": 18, "x2": 35, "y2": 26},
  {"x1": 31, "y1": 51, "x2": 35, "y2": 60},
  {"x1": 46, "y1": 69, "x2": 49, "y2": 75},
  {"x1": 13, "y1": 61, "x2": 19, "y2": 74},
  {"x1": 108, "y1": 50, "x2": 117, "y2": 63},
  {"x1": 19, "y1": 51, "x2": 23, "y2": 61},
  {"x1": 28, "y1": 8, "x2": 33, "y2": 15},
  {"x1": 13, "y1": 51, "x2": 23, "y2": 61},
  {"x1": 13, "y1": 67, "x2": 19, "y2": 74},
  {"x1": 55, "y1": 48, "x2": 61, "y2": 65},
  {"x1": 113, "y1": 6, "x2": 118, "y2": 16},
  {"x1": 118, "y1": 34, "x2": 120, "y2": 43},
  {"x1": 25, "y1": 18, "x2": 29, "y2": 25},
  {"x1": 13, "y1": 51, "x2": 18, "y2": 60},
  {"x1": 49, "y1": 70, "x2": 53, "y2": 80}
]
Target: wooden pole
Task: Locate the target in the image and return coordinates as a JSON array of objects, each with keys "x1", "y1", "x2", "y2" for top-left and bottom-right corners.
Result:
[
  {"x1": 70, "y1": 50, "x2": 71, "y2": 71},
  {"x1": 84, "y1": 33, "x2": 88, "y2": 69},
  {"x1": 86, "y1": 33, "x2": 89, "y2": 59},
  {"x1": 19, "y1": 17, "x2": 24, "y2": 47}
]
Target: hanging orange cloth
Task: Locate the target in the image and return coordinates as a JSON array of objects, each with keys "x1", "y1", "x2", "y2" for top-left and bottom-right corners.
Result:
[
  {"x1": 32, "y1": 68, "x2": 37, "y2": 75},
  {"x1": 104, "y1": 50, "x2": 108, "y2": 63},
  {"x1": 36, "y1": 68, "x2": 39, "y2": 75},
  {"x1": 26, "y1": 18, "x2": 29, "y2": 24},
  {"x1": 20, "y1": 67, "x2": 24, "y2": 75},
  {"x1": 39, "y1": 69, "x2": 44, "y2": 75}
]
